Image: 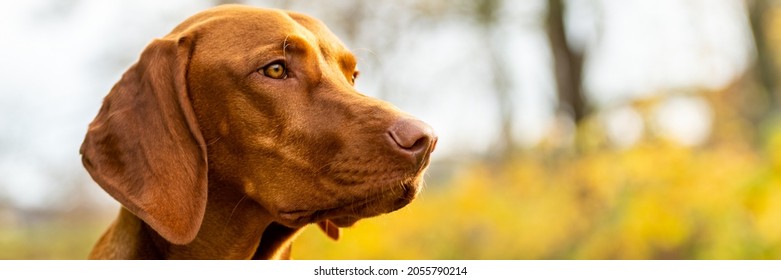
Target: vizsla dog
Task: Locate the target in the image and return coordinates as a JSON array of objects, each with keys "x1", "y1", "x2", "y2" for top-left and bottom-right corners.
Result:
[{"x1": 80, "y1": 5, "x2": 436, "y2": 259}]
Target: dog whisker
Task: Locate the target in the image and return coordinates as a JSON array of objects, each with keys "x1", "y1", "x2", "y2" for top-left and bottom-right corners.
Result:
[
  {"x1": 282, "y1": 35, "x2": 291, "y2": 58},
  {"x1": 223, "y1": 194, "x2": 249, "y2": 235},
  {"x1": 205, "y1": 136, "x2": 222, "y2": 146}
]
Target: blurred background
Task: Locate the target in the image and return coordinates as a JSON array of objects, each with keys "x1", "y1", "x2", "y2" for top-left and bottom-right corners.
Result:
[{"x1": 2, "y1": 0, "x2": 781, "y2": 259}]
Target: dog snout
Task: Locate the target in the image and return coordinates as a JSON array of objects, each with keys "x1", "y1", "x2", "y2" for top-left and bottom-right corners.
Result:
[{"x1": 387, "y1": 118, "x2": 437, "y2": 166}]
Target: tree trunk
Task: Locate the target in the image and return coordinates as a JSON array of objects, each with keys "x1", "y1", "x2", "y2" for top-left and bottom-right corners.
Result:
[
  {"x1": 473, "y1": 0, "x2": 516, "y2": 158},
  {"x1": 546, "y1": 0, "x2": 588, "y2": 124},
  {"x1": 748, "y1": 0, "x2": 778, "y2": 113}
]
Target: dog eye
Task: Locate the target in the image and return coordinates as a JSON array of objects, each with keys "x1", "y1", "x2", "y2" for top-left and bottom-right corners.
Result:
[{"x1": 262, "y1": 63, "x2": 287, "y2": 79}]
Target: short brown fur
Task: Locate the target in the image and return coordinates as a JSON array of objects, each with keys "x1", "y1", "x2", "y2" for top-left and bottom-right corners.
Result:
[{"x1": 81, "y1": 5, "x2": 435, "y2": 259}]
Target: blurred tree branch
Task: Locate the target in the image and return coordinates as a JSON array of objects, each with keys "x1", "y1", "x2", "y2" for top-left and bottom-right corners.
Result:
[
  {"x1": 748, "y1": 0, "x2": 779, "y2": 115},
  {"x1": 546, "y1": 0, "x2": 588, "y2": 125},
  {"x1": 469, "y1": 0, "x2": 517, "y2": 159}
]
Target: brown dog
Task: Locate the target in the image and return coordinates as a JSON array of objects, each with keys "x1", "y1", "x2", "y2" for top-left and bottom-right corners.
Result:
[{"x1": 80, "y1": 5, "x2": 436, "y2": 259}]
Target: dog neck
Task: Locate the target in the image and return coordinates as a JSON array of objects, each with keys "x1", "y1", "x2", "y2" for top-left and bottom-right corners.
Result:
[
  {"x1": 90, "y1": 179, "x2": 301, "y2": 259},
  {"x1": 158, "y1": 179, "x2": 303, "y2": 259}
]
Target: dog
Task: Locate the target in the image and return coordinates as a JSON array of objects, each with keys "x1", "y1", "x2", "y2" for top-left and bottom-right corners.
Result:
[{"x1": 80, "y1": 5, "x2": 436, "y2": 259}]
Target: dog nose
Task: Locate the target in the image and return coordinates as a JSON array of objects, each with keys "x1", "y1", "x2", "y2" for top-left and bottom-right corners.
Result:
[{"x1": 387, "y1": 118, "x2": 437, "y2": 165}]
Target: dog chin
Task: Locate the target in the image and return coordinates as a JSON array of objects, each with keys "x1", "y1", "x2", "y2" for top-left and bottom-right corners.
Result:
[
  {"x1": 326, "y1": 192, "x2": 417, "y2": 228},
  {"x1": 276, "y1": 180, "x2": 421, "y2": 229},
  {"x1": 328, "y1": 216, "x2": 361, "y2": 227}
]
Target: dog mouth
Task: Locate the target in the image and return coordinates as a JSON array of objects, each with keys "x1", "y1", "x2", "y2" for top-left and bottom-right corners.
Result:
[
  {"x1": 277, "y1": 181, "x2": 419, "y2": 227},
  {"x1": 274, "y1": 147, "x2": 430, "y2": 228}
]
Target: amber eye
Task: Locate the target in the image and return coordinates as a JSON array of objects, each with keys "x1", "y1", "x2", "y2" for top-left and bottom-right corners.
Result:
[{"x1": 262, "y1": 62, "x2": 287, "y2": 79}]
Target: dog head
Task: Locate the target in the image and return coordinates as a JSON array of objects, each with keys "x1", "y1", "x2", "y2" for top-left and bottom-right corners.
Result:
[{"x1": 81, "y1": 5, "x2": 436, "y2": 245}]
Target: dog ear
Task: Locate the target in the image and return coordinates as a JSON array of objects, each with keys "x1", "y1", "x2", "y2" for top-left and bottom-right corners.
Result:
[
  {"x1": 317, "y1": 220, "x2": 340, "y2": 241},
  {"x1": 80, "y1": 36, "x2": 207, "y2": 245}
]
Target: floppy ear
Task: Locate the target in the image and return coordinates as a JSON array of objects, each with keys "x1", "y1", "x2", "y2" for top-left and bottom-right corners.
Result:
[
  {"x1": 317, "y1": 220, "x2": 340, "y2": 241},
  {"x1": 80, "y1": 36, "x2": 207, "y2": 245}
]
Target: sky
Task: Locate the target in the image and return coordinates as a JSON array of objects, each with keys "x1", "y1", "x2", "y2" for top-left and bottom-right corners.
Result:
[{"x1": 0, "y1": 0, "x2": 754, "y2": 209}]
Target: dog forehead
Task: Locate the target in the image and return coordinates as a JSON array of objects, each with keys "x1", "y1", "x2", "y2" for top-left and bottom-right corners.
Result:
[
  {"x1": 170, "y1": 6, "x2": 352, "y2": 62},
  {"x1": 284, "y1": 11, "x2": 338, "y2": 43},
  {"x1": 285, "y1": 11, "x2": 351, "y2": 58},
  {"x1": 170, "y1": 6, "x2": 296, "y2": 40}
]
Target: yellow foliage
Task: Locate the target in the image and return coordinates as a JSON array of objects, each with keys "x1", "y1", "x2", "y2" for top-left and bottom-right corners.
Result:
[{"x1": 294, "y1": 131, "x2": 781, "y2": 259}]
